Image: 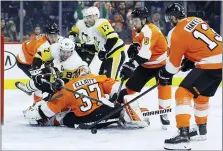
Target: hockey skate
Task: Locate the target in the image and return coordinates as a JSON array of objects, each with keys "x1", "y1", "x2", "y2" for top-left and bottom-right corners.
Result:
[
  {"x1": 190, "y1": 123, "x2": 207, "y2": 141},
  {"x1": 160, "y1": 114, "x2": 170, "y2": 130},
  {"x1": 15, "y1": 81, "x2": 32, "y2": 96},
  {"x1": 164, "y1": 127, "x2": 191, "y2": 150}
]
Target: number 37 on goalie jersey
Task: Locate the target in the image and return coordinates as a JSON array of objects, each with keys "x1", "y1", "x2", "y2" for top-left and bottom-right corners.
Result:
[{"x1": 59, "y1": 74, "x2": 117, "y2": 117}]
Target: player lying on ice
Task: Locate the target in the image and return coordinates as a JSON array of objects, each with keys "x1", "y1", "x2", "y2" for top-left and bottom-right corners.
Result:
[{"x1": 22, "y1": 65, "x2": 150, "y2": 129}]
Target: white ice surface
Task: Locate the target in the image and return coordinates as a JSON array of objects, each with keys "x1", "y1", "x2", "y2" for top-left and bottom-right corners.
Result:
[{"x1": 2, "y1": 87, "x2": 222, "y2": 150}]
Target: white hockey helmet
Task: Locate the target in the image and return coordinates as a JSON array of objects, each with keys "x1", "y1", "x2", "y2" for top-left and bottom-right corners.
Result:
[
  {"x1": 60, "y1": 38, "x2": 75, "y2": 61},
  {"x1": 83, "y1": 6, "x2": 100, "y2": 18}
]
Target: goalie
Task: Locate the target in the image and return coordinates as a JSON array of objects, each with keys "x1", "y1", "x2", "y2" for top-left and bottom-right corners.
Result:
[{"x1": 23, "y1": 66, "x2": 149, "y2": 129}]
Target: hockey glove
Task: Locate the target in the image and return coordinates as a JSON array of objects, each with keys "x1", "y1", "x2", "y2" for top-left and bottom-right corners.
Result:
[
  {"x1": 181, "y1": 57, "x2": 195, "y2": 72},
  {"x1": 32, "y1": 73, "x2": 46, "y2": 86},
  {"x1": 127, "y1": 43, "x2": 140, "y2": 58},
  {"x1": 120, "y1": 62, "x2": 136, "y2": 80},
  {"x1": 29, "y1": 65, "x2": 42, "y2": 79},
  {"x1": 98, "y1": 50, "x2": 107, "y2": 61},
  {"x1": 51, "y1": 78, "x2": 64, "y2": 92},
  {"x1": 158, "y1": 68, "x2": 173, "y2": 86}
]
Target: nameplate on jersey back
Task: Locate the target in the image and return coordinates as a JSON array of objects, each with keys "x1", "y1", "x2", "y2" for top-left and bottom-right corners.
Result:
[
  {"x1": 184, "y1": 18, "x2": 203, "y2": 32},
  {"x1": 73, "y1": 78, "x2": 97, "y2": 89}
]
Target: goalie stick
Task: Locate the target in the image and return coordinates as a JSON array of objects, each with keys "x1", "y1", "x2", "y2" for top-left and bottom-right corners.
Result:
[
  {"x1": 78, "y1": 106, "x2": 172, "y2": 129},
  {"x1": 78, "y1": 83, "x2": 158, "y2": 130}
]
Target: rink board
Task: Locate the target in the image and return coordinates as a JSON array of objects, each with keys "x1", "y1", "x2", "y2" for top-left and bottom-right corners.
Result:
[{"x1": 4, "y1": 43, "x2": 222, "y2": 89}]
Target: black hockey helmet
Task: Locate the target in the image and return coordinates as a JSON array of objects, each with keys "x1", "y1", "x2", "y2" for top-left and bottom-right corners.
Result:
[
  {"x1": 165, "y1": 3, "x2": 186, "y2": 22},
  {"x1": 45, "y1": 23, "x2": 59, "y2": 34},
  {"x1": 131, "y1": 7, "x2": 149, "y2": 18}
]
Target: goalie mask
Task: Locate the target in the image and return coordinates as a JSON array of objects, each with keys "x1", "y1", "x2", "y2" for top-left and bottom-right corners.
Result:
[
  {"x1": 60, "y1": 38, "x2": 75, "y2": 62},
  {"x1": 74, "y1": 66, "x2": 91, "y2": 78},
  {"x1": 83, "y1": 6, "x2": 100, "y2": 27}
]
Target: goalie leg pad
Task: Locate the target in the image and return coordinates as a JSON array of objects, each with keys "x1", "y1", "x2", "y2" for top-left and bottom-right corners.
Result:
[{"x1": 119, "y1": 95, "x2": 148, "y2": 128}]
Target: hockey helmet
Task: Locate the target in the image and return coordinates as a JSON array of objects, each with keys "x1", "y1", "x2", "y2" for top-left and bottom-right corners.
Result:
[
  {"x1": 60, "y1": 38, "x2": 75, "y2": 61},
  {"x1": 165, "y1": 3, "x2": 186, "y2": 22},
  {"x1": 131, "y1": 7, "x2": 149, "y2": 18},
  {"x1": 83, "y1": 6, "x2": 100, "y2": 18},
  {"x1": 45, "y1": 23, "x2": 59, "y2": 34}
]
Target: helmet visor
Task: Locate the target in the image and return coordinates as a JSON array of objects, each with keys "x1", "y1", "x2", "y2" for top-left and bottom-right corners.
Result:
[{"x1": 165, "y1": 14, "x2": 172, "y2": 22}]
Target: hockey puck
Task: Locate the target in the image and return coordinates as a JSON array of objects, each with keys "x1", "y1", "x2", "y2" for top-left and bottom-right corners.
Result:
[{"x1": 91, "y1": 128, "x2": 97, "y2": 134}]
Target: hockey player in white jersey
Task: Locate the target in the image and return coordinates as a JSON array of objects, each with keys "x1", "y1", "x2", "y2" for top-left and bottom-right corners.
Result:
[
  {"x1": 15, "y1": 23, "x2": 64, "y2": 103},
  {"x1": 69, "y1": 17, "x2": 96, "y2": 66},
  {"x1": 70, "y1": 6, "x2": 126, "y2": 79},
  {"x1": 16, "y1": 38, "x2": 88, "y2": 98}
]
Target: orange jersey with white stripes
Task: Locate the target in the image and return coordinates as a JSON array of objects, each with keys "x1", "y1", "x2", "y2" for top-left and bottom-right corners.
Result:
[
  {"x1": 132, "y1": 23, "x2": 168, "y2": 68},
  {"x1": 48, "y1": 74, "x2": 119, "y2": 117},
  {"x1": 166, "y1": 17, "x2": 222, "y2": 74},
  {"x1": 16, "y1": 35, "x2": 50, "y2": 65}
]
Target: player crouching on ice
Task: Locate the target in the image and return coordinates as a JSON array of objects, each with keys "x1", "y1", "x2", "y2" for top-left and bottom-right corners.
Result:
[{"x1": 22, "y1": 66, "x2": 149, "y2": 129}]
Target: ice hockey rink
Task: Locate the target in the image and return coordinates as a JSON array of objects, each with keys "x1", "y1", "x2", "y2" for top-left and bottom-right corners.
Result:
[{"x1": 2, "y1": 86, "x2": 222, "y2": 150}]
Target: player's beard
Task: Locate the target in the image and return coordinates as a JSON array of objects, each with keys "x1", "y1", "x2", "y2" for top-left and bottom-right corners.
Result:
[{"x1": 171, "y1": 22, "x2": 177, "y2": 27}]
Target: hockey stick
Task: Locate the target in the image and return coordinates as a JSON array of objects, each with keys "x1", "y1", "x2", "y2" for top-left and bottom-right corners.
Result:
[
  {"x1": 142, "y1": 108, "x2": 172, "y2": 117},
  {"x1": 78, "y1": 107, "x2": 172, "y2": 130},
  {"x1": 79, "y1": 83, "x2": 158, "y2": 130},
  {"x1": 47, "y1": 93, "x2": 63, "y2": 102}
]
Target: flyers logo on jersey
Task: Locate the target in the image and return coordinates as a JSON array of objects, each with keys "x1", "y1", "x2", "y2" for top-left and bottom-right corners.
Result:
[{"x1": 144, "y1": 37, "x2": 149, "y2": 45}]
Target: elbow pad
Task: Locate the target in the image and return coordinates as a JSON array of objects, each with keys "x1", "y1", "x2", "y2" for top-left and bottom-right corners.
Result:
[{"x1": 104, "y1": 37, "x2": 118, "y2": 52}]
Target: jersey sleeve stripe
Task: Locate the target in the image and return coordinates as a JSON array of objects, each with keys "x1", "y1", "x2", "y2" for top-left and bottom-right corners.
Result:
[
  {"x1": 106, "y1": 43, "x2": 125, "y2": 57},
  {"x1": 165, "y1": 57, "x2": 181, "y2": 74},
  {"x1": 106, "y1": 31, "x2": 115, "y2": 37}
]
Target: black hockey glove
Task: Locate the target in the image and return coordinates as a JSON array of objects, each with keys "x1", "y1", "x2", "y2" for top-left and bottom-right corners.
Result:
[
  {"x1": 32, "y1": 74, "x2": 44, "y2": 85},
  {"x1": 127, "y1": 43, "x2": 140, "y2": 58},
  {"x1": 158, "y1": 68, "x2": 173, "y2": 86},
  {"x1": 120, "y1": 61, "x2": 136, "y2": 80},
  {"x1": 29, "y1": 64, "x2": 42, "y2": 78},
  {"x1": 98, "y1": 50, "x2": 107, "y2": 61},
  {"x1": 181, "y1": 57, "x2": 195, "y2": 72},
  {"x1": 51, "y1": 79, "x2": 64, "y2": 92}
]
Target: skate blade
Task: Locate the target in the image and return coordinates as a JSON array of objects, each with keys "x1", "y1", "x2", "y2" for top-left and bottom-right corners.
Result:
[
  {"x1": 191, "y1": 135, "x2": 207, "y2": 141},
  {"x1": 15, "y1": 82, "x2": 32, "y2": 96},
  {"x1": 164, "y1": 142, "x2": 191, "y2": 150},
  {"x1": 162, "y1": 124, "x2": 170, "y2": 130}
]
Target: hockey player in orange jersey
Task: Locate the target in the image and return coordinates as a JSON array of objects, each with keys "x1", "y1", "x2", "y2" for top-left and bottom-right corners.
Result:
[
  {"x1": 120, "y1": 7, "x2": 172, "y2": 129},
  {"x1": 157, "y1": 3, "x2": 222, "y2": 150},
  {"x1": 16, "y1": 23, "x2": 63, "y2": 103},
  {"x1": 22, "y1": 66, "x2": 148, "y2": 129}
]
